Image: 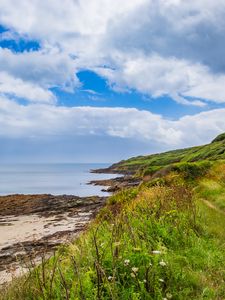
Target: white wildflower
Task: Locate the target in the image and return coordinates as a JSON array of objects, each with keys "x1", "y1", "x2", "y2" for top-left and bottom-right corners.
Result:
[
  {"x1": 124, "y1": 259, "x2": 130, "y2": 266},
  {"x1": 152, "y1": 250, "x2": 161, "y2": 254},
  {"x1": 131, "y1": 273, "x2": 136, "y2": 278},
  {"x1": 108, "y1": 276, "x2": 113, "y2": 281},
  {"x1": 159, "y1": 278, "x2": 164, "y2": 282},
  {"x1": 159, "y1": 260, "x2": 167, "y2": 267},
  {"x1": 166, "y1": 293, "x2": 173, "y2": 299},
  {"x1": 131, "y1": 267, "x2": 139, "y2": 273}
]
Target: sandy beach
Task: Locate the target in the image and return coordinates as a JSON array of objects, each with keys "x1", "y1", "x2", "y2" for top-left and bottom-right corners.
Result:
[{"x1": 0, "y1": 194, "x2": 106, "y2": 284}]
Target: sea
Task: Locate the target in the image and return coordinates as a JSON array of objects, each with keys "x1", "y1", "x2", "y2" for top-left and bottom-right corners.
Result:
[{"x1": 0, "y1": 163, "x2": 118, "y2": 197}]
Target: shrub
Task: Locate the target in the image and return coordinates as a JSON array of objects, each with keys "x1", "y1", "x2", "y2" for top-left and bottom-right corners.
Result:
[
  {"x1": 211, "y1": 133, "x2": 225, "y2": 143},
  {"x1": 171, "y1": 161, "x2": 212, "y2": 180}
]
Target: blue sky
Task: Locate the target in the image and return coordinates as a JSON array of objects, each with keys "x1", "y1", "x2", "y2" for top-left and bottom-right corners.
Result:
[
  {"x1": 58, "y1": 70, "x2": 224, "y2": 119},
  {"x1": 1, "y1": 1, "x2": 225, "y2": 163}
]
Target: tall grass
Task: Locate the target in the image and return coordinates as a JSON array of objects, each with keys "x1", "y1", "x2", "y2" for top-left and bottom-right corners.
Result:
[
  {"x1": 196, "y1": 162, "x2": 225, "y2": 211},
  {"x1": 1, "y1": 178, "x2": 225, "y2": 299}
]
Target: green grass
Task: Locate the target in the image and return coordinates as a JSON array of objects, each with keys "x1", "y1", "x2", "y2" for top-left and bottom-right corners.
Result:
[
  {"x1": 1, "y1": 179, "x2": 225, "y2": 299},
  {"x1": 110, "y1": 134, "x2": 225, "y2": 176},
  {"x1": 196, "y1": 163, "x2": 225, "y2": 211}
]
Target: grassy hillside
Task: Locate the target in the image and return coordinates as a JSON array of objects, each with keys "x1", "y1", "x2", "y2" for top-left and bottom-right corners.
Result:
[
  {"x1": 1, "y1": 135, "x2": 225, "y2": 299},
  {"x1": 108, "y1": 133, "x2": 225, "y2": 176}
]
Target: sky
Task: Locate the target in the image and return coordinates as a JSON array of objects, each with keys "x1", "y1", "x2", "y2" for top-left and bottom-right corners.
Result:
[{"x1": 1, "y1": 0, "x2": 225, "y2": 163}]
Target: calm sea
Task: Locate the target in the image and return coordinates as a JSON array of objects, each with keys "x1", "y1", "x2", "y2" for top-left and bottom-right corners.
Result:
[{"x1": 0, "y1": 163, "x2": 118, "y2": 196}]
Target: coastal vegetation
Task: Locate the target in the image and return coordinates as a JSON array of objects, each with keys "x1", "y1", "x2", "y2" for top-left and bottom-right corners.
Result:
[
  {"x1": 1, "y1": 134, "x2": 225, "y2": 299},
  {"x1": 107, "y1": 132, "x2": 225, "y2": 176}
]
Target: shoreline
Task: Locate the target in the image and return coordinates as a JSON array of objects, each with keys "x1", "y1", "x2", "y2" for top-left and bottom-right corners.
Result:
[
  {"x1": 0, "y1": 166, "x2": 140, "y2": 285},
  {"x1": 0, "y1": 193, "x2": 106, "y2": 285}
]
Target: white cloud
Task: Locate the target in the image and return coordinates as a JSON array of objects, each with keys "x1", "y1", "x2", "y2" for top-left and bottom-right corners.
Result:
[
  {"x1": 0, "y1": 47, "x2": 79, "y2": 103},
  {"x1": 1, "y1": 0, "x2": 225, "y2": 106},
  {"x1": 0, "y1": 72, "x2": 56, "y2": 103},
  {"x1": 0, "y1": 47, "x2": 80, "y2": 92},
  {"x1": 0, "y1": 0, "x2": 145, "y2": 38},
  {"x1": 0, "y1": 29, "x2": 18, "y2": 41},
  {"x1": 0, "y1": 96, "x2": 169, "y2": 141},
  {"x1": 96, "y1": 53, "x2": 225, "y2": 106},
  {"x1": 0, "y1": 96, "x2": 225, "y2": 150}
]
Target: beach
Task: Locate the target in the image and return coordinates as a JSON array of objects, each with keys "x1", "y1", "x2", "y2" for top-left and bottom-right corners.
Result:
[
  {"x1": 0, "y1": 164, "x2": 134, "y2": 285},
  {"x1": 0, "y1": 194, "x2": 106, "y2": 284}
]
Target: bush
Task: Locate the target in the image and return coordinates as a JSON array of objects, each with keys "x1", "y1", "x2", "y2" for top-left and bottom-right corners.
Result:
[
  {"x1": 211, "y1": 133, "x2": 225, "y2": 143},
  {"x1": 171, "y1": 161, "x2": 212, "y2": 180}
]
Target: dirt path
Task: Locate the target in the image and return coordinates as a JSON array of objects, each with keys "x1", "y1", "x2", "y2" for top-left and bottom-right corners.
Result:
[{"x1": 199, "y1": 198, "x2": 225, "y2": 216}]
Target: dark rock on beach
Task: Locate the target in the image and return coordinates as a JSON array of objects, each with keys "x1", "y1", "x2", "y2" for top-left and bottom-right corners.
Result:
[{"x1": 89, "y1": 175, "x2": 142, "y2": 192}]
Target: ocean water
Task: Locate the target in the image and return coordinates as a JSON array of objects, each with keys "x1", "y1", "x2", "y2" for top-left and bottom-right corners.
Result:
[{"x1": 0, "y1": 163, "x2": 118, "y2": 196}]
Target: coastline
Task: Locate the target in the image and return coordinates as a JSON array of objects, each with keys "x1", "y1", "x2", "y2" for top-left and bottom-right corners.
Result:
[
  {"x1": 0, "y1": 164, "x2": 140, "y2": 285},
  {"x1": 0, "y1": 194, "x2": 106, "y2": 285}
]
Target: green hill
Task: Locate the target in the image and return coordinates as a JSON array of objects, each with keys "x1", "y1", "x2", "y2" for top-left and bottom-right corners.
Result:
[
  {"x1": 107, "y1": 133, "x2": 225, "y2": 176},
  {"x1": 1, "y1": 134, "x2": 225, "y2": 300}
]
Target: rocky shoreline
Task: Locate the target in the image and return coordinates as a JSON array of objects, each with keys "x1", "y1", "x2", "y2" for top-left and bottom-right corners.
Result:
[
  {"x1": 0, "y1": 194, "x2": 106, "y2": 284},
  {"x1": 89, "y1": 175, "x2": 141, "y2": 192}
]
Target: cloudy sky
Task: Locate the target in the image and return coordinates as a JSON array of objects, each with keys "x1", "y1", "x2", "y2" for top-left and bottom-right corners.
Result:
[{"x1": 1, "y1": 0, "x2": 225, "y2": 163}]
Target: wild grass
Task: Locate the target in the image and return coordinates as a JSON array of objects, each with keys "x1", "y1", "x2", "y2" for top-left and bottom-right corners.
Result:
[
  {"x1": 196, "y1": 162, "x2": 225, "y2": 211},
  {"x1": 1, "y1": 176, "x2": 225, "y2": 299}
]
